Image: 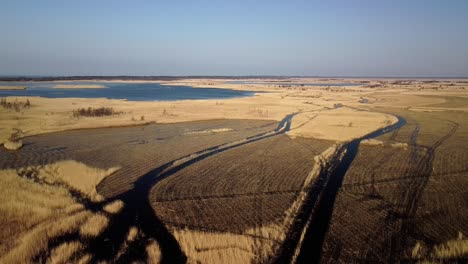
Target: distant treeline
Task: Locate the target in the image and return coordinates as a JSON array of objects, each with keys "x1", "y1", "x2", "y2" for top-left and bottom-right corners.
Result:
[
  {"x1": 0, "y1": 76, "x2": 303, "y2": 82},
  {"x1": 1, "y1": 76, "x2": 466, "y2": 82}
]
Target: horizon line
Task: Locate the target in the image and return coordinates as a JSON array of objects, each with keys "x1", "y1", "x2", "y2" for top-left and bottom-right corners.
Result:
[{"x1": 1, "y1": 75, "x2": 467, "y2": 80}]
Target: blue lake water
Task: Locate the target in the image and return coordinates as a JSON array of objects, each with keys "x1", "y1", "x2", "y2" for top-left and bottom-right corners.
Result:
[{"x1": 0, "y1": 82, "x2": 253, "y2": 101}]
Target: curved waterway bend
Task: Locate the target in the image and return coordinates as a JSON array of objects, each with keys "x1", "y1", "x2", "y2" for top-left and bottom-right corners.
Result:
[{"x1": 276, "y1": 116, "x2": 407, "y2": 264}]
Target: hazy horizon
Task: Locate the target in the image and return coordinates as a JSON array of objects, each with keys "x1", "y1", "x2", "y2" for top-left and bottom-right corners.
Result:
[
  {"x1": 2, "y1": 75, "x2": 468, "y2": 79},
  {"x1": 1, "y1": 0, "x2": 468, "y2": 77}
]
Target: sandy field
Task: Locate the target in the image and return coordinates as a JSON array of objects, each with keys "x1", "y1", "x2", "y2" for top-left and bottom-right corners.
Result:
[
  {"x1": 52, "y1": 84, "x2": 107, "y2": 89},
  {"x1": 1, "y1": 78, "x2": 468, "y2": 148},
  {"x1": 0, "y1": 86, "x2": 26, "y2": 90}
]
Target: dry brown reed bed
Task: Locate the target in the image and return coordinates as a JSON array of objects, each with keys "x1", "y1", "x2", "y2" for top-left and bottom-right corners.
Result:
[
  {"x1": 320, "y1": 108, "x2": 468, "y2": 262},
  {"x1": 0, "y1": 119, "x2": 285, "y2": 262},
  {"x1": 0, "y1": 161, "x2": 120, "y2": 263},
  {"x1": 151, "y1": 135, "x2": 333, "y2": 231},
  {"x1": 149, "y1": 135, "x2": 336, "y2": 262}
]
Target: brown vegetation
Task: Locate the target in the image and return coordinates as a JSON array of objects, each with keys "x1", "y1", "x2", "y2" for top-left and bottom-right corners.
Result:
[
  {"x1": 320, "y1": 107, "x2": 468, "y2": 263},
  {"x1": 0, "y1": 161, "x2": 119, "y2": 263},
  {"x1": 0, "y1": 97, "x2": 30, "y2": 112},
  {"x1": 3, "y1": 128, "x2": 24, "y2": 150},
  {"x1": 150, "y1": 135, "x2": 334, "y2": 262},
  {"x1": 1, "y1": 78, "x2": 467, "y2": 262},
  {"x1": 72, "y1": 107, "x2": 120, "y2": 117}
]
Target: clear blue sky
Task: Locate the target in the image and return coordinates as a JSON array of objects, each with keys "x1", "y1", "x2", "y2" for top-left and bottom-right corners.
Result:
[{"x1": 1, "y1": 0, "x2": 467, "y2": 77}]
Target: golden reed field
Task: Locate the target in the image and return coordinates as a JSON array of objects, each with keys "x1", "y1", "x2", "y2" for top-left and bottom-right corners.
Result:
[{"x1": 1, "y1": 78, "x2": 467, "y2": 263}]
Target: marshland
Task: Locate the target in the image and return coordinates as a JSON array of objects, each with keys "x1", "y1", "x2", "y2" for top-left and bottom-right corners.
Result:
[
  {"x1": 1, "y1": 77, "x2": 467, "y2": 263},
  {"x1": 1, "y1": 1, "x2": 467, "y2": 263}
]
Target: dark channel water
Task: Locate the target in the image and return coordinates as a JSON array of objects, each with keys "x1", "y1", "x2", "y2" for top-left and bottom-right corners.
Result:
[{"x1": 0, "y1": 82, "x2": 253, "y2": 101}]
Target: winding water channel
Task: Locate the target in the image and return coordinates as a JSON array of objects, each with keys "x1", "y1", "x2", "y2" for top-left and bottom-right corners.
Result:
[{"x1": 277, "y1": 116, "x2": 406, "y2": 264}]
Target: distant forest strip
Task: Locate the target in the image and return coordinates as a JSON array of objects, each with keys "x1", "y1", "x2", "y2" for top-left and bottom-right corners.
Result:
[{"x1": 0, "y1": 76, "x2": 300, "y2": 82}]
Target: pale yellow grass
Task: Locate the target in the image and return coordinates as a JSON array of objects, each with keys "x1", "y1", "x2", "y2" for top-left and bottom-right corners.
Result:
[
  {"x1": 147, "y1": 240, "x2": 162, "y2": 264},
  {"x1": 412, "y1": 232, "x2": 467, "y2": 261},
  {"x1": 361, "y1": 139, "x2": 385, "y2": 146},
  {"x1": 35, "y1": 160, "x2": 120, "y2": 201},
  {"x1": 46, "y1": 241, "x2": 84, "y2": 264},
  {"x1": 0, "y1": 86, "x2": 26, "y2": 90},
  {"x1": 184, "y1": 128, "x2": 233, "y2": 135},
  {"x1": 0, "y1": 161, "x2": 120, "y2": 262},
  {"x1": 361, "y1": 139, "x2": 408, "y2": 149},
  {"x1": 0, "y1": 170, "x2": 76, "y2": 239},
  {"x1": 77, "y1": 254, "x2": 92, "y2": 264},
  {"x1": 115, "y1": 226, "x2": 141, "y2": 260},
  {"x1": 172, "y1": 228, "x2": 261, "y2": 264},
  {"x1": 127, "y1": 226, "x2": 139, "y2": 242},
  {"x1": 410, "y1": 106, "x2": 468, "y2": 112},
  {"x1": 79, "y1": 213, "x2": 109, "y2": 237},
  {"x1": 287, "y1": 108, "x2": 398, "y2": 142},
  {"x1": 0, "y1": 210, "x2": 91, "y2": 263},
  {"x1": 3, "y1": 139, "x2": 23, "y2": 150},
  {"x1": 368, "y1": 93, "x2": 446, "y2": 108},
  {"x1": 53, "y1": 84, "x2": 106, "y2": 89},
  {"x1": 391, "y1": 142, "x2": 408, "y2": 149},
  {"x1": 433, "y1": 232, "x2": 468, "y2": 259},
  {"x1": 103, "y1": 199, "x2": 124, "y2": 214}
]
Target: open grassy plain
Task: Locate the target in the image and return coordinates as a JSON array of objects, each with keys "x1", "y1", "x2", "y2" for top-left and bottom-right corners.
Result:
[{"x1": 1, "y1": 78, "x2": 467, "y2": 263}]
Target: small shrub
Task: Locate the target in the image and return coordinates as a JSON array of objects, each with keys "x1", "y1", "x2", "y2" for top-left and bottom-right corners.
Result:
[
  {"x1": 0, "y1": 97, "x2": 31, "y2": 112},
  {"x1": 4, "y1": 128, "x2": 23, "y2": 150},
  {"x1": 9, "y1": 128, "x2": 23, "y2": 142},
  {"x1": 72, "y1": 107, "x2": 120, "y2": 117}
]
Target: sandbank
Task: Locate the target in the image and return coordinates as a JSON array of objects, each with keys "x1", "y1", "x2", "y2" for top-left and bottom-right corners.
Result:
[{"x1": 52, "y1": 84, "x2": 107, "y2": 89}]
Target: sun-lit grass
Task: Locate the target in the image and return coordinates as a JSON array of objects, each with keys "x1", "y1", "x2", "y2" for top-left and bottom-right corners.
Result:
[
  {"x1": 172, "y1": 228, "x2": 260, "y2": 264},
  {"x1": 22, "y1": 160, "x2": 120, "y2": 201},
  {"x1": 127, "y1": 226, "x2": 139, "y2": 242},
  {"x1": 103, "y1": 199, "x2": 124, "y2": 214},
  {"x1": 0, "y1": 161, "x2": 120, "y2": 262},
  {"x1": 434, "y1": 232, "x2": 468, "y2": 259},
  {"x1": 146, "y1": 240, "x2": 162, "y2": 264},
  {"x1": 412, "y1": 232, "x2": 467, "y2": 261},
  {"x1": 3, "y1": 140, "x2": 23, "y2": 150},
  {"x1": 46, "y1": 241, "x2": 84, "y2": 264},
  {"x1": 0, "y1": 211, "x2": 91, "y2": 263},
  {"x1": 79, "y1": 213, "x2": 109, "y2": 237}
]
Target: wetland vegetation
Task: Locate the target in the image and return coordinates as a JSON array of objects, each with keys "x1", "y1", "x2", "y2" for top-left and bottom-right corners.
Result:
[{"x1": 1, "y1": 78, "x2": 467, "y2": 263}]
